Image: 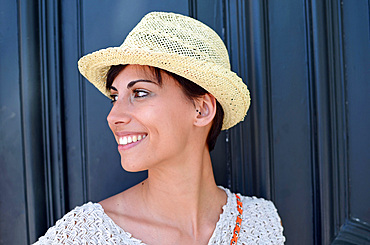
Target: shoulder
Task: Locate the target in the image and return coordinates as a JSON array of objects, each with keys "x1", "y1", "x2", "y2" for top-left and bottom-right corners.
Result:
[
  {"x1": 217, "y1": 187, "x2": 285, "y2": 244},
  {"x1": 239, "y1": 195, "x2": 281, "y2": 224},
  {"x1": 238, "y1": 194, "x2": 286, "y2": 244},
  {"x1": 33, "y1": 202, "x2": 142, "y2": 245}
]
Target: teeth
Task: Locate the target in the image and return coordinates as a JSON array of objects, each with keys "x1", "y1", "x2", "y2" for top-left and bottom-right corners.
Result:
[{"x1": 118, "y1": 134, "x2": 146, "y2": 145}]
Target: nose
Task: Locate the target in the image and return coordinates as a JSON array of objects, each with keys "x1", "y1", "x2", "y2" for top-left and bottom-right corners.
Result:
[{"x1": 107, "y1": 99, "x2": 132, "y2": 127}]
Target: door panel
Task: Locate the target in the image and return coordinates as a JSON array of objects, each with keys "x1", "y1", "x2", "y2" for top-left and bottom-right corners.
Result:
[
  {"x1": 268, "y1": 1, "x2": 314, "y2": 243},
  {"x1": 0, "y1": 2, "x2": 29, "y2": 244},
  {"x1": 332, "y1": 0, "x2": 370, "y2": 243}
]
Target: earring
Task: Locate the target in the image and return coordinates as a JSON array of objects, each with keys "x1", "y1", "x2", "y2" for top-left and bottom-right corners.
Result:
[{"x1": 196, "y1": 109, "x2": 201, "y2": 115}]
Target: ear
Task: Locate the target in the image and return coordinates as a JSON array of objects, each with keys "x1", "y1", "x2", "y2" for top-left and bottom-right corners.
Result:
[{"x1": 193, "y1": 93, "x2": 217, "y2": 128}]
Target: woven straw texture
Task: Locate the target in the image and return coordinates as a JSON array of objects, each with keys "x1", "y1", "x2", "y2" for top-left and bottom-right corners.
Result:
[{"x1": 78, "y1": 12, "x2": 250, "y2": 130}]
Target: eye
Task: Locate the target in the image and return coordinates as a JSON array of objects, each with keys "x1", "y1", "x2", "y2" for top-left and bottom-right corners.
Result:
[
  {"x1": 110, "y1": 94, "x2": 118, "y2": 103},
  {"x1": 133, "y1": 89, "x2": 149, "y2": 98}
]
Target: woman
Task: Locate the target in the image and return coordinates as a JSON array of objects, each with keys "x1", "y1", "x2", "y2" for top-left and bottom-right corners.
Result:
[{"x1": 35, "y1": 12, "x2": 285, "y2": 244}]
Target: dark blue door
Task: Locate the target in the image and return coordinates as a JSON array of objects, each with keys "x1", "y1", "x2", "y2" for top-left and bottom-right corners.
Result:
[{"x1": 1, "y1": 0, "x2": 369, "y2": 244}]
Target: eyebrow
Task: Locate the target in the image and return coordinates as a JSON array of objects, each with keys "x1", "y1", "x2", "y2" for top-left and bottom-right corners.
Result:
[
  {"x1": 127, "y1": 79, "x2": 157, "y2": 89},
  {"x1": 108, "y1": 79, "x2": 158, "y2": 91}
]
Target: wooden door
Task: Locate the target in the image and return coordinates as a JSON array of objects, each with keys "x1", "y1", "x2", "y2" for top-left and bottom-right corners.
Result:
[{"x1": 1, "y1": 0, "x2": 369, "y2": 244}]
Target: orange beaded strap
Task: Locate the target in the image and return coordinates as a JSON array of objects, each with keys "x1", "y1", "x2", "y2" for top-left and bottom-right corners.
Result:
[{"x1": 230, "y1": 194, "x2": 243, "y2": 245}]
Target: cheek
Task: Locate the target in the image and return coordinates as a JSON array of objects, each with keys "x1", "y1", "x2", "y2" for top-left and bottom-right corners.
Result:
[{"x1": 157, "y1": 101, "x2": 194, "y2": 140}]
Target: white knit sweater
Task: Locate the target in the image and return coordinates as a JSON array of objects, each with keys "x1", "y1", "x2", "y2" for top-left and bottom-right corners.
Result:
[{"x1": 34, "y1": 187, "x2": 285, "y2": 244}]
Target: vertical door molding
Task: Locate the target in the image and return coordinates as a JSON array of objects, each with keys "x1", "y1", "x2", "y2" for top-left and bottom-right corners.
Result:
[
  {"x1": 224, "y1": 0, "x2": 249, "y2": 195},
  {"x1": 325, "y1": 0, "x2": 348, "y2": 242},
  {"x1": 38, "y1": 0, "x2": 67, "y2": 228},
  {"x1": 224, "y1": 0, "x2": 275, "y2": 199},
  {"x1": 243, "y1": 0, "x2": 275, "y2": 199},
  {"x1": 76, "y1": 0, "x2": 90, "y2": 206},
  {"x1": 14, "y1": 0, "x2": 67, "y2": 242},
  {"x1": 60, "y1": 0, "x2": 90, "y2": 209},
  {"x1": 17, "y1": 0, "x2": 47, "y2": 243},
  {"x1": 188, "y1": 0, "x2": 198, "y2": 19},
  {"x1": 75, "y1": 0, "x2": 90, "y2": 205},
  {"x1": 304, "y1": 0, "x2": 336, "y2": 243},
  {"x1": 1, "y1": 0, "x2": 63, "y2": 243}
]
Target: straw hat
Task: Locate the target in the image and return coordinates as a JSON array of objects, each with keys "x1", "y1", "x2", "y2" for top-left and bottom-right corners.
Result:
[{"x1": 78, "y1": 12, "x2": 250, "y2": 130}]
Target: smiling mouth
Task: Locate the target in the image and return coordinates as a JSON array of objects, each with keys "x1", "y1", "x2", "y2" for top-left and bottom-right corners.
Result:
[{"x1": 118, "y1": 134, "x2": 147, "y2": 146}]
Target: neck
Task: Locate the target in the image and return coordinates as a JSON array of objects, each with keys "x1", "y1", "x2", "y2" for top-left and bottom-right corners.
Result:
[{"x1": 140, "y1": 148, "x2": 226, "y2": 237}]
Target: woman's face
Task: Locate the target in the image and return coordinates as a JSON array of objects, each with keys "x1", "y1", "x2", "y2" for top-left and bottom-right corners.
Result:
[{"x1": 107, "y1": 65, "x2": 196, "y2": 172}]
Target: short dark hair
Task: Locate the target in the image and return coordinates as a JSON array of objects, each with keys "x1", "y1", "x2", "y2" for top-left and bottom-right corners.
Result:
[{"x1": 106, "y1": 65, "x2": 224, "y2": 151}]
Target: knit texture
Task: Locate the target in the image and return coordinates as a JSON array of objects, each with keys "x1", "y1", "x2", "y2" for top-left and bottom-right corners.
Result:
[{"x1": 34, "y1": 187, "x2": 285, "y2": 244}]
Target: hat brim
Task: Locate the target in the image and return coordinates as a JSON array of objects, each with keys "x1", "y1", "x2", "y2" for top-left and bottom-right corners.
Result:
[{"x1": 78, "y1": 46, "x2": 250, "y2": 130}]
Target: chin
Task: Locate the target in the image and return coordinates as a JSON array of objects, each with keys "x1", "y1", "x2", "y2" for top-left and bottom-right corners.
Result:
[{"x1": 120, "y1": 159, "x2": 147, "y2": 173}]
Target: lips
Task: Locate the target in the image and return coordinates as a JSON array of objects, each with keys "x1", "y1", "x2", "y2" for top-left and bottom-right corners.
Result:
[{"x1": 118, "y1": 134, "x2": 147, "y2": 145}]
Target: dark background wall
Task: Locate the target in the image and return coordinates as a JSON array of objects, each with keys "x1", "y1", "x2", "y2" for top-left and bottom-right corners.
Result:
[{"x1": 1, "y1": 0, "x2": 369, "y2": 244}]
